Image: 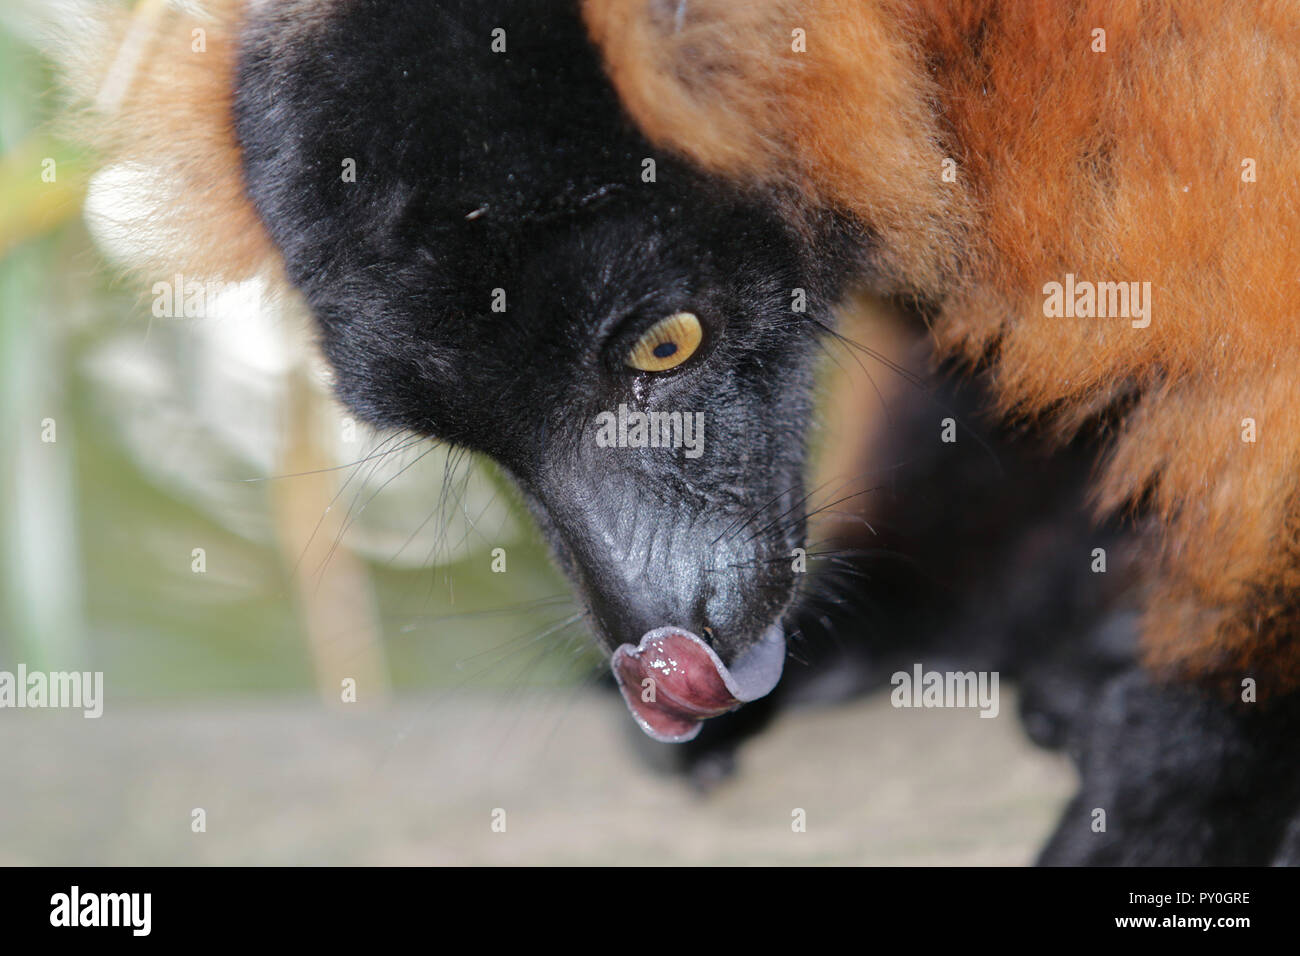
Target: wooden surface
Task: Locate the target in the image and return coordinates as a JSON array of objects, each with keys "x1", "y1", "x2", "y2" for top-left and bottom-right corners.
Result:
[{"x1": 0, "y1": 688, "x2": 1074, "y2": 865}]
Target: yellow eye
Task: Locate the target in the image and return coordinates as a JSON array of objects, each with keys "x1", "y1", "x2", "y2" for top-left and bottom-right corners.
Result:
[{"x1": 625, "y1": 312, "x2": 703, "y2": 372}]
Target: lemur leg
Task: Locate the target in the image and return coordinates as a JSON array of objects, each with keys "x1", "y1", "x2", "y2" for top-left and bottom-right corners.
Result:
[{"x1": 1037, "y1": 668, "x2": 1300, "y2": 865}]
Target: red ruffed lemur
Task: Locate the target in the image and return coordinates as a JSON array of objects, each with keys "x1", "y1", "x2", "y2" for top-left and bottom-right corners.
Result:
[{"x1": 49, "y1": 0, "x2": 1300, "y2": 864}]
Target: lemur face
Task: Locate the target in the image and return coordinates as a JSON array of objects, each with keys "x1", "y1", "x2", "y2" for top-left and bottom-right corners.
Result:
[
  {"x1": 51, "y1": 0, "x2": 1300, "y2": 866},
  {"x1": 234, "y1": 0, "x2": 850, "y2": 739}
]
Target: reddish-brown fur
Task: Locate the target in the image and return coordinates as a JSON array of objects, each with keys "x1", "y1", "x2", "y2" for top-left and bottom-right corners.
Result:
[
  {"x1": 585, "y1": 0, "x2": 1300, "y2": 688},
  {"x1": 54, "y1": 0, "x2": 274, "y2": 283}
]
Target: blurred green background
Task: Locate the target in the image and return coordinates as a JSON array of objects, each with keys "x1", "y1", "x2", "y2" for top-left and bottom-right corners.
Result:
[{"x1": 0, "y1": 7, "x2": 597, "y2": 706}]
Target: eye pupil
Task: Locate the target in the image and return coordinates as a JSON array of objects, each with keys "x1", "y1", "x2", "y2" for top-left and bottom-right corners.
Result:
[{"x1": 625, "y1": 311, "x2": 703, "y2": 372}]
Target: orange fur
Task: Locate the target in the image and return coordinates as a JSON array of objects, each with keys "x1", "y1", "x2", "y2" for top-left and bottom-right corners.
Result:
[
  {"x1": 586, "y1": 0, "x2": 1300, "y2": 689},
  {"x1": 582, "y1": 0, "x2": 972, "y2": 297},
  {"x1": 52, "y1": 0, "x2": 277, "y2": 283}
]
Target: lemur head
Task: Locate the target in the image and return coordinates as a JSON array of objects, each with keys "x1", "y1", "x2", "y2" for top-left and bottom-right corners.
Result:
[{"x1": 233, "y1": 0, "x2": 859, "y2": 739}]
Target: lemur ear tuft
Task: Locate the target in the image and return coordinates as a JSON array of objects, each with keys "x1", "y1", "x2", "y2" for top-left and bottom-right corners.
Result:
[
  {"x1": 581, "y1": 0, "x2": 972, "y2": 297},
  {"x1": 46, "y1": 0, "x2": 278, "y2": 284}
]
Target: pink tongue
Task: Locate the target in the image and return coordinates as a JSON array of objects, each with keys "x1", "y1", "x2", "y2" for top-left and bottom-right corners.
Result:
[{"x1": 611, "y1": 625, "x2": 786, "y2": 743}]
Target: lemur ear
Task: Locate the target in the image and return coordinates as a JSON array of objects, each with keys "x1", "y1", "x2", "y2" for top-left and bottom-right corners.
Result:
[
  {"x1": 581, "y1": 0, "x2": 971, "y2": 296},
  {"x1": 49, "y1": 0, "x2": 277, "y2": 283}
]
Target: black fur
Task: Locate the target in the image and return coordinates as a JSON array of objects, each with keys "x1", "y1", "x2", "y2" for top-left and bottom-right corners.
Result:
[
  {"x1": 234, "y1": 0, "x2": 857, "y2": 663},
  {"x1": 231, "y1": 0, "x2": 1300, "y2": 864}
]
